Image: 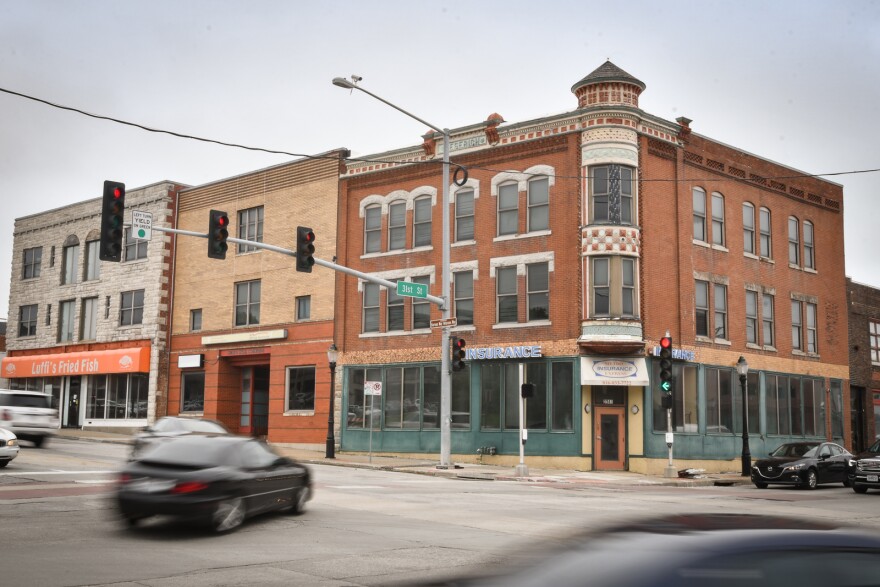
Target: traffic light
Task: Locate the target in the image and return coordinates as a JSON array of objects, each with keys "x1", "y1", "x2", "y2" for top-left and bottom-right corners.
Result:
[
  {"x1": 99, "y1": 180, "x2": 126, "y2": 262},
  {"x1": 296, "y1": 226, "x2": 315, "y2": 273},
  {"x1": 659, "y1": 335, "x2": 673, "y2": 397},
  {"x1": 521, "y1": 383, "x2": 535, "y2": 399},
  {"x1": 208, "y1": 210, "x2": 229, "y2": 259},
  {"x1": 450, "y1": 336, "x2": 467, "y2": 372}
]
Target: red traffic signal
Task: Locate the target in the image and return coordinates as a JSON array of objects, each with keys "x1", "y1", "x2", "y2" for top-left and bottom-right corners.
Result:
[
  {"x1": 659, "y1": 335, "x2": 673, "y2": 394},
  {"x1": 451, "y1": 336, "x2": 467, "y2": 372},
  {"x1": 660, "y1": 336, "x2": 672, "y2": 349},
  {"x1": 99, "y1": 180, "x2": 126, "y2": 262},
  {"x1": 208, "y1": 210, "x2": 230, "y2": 260},
  {"x1": 296, "y1": 226, "x2": 315, "y2": 273}
]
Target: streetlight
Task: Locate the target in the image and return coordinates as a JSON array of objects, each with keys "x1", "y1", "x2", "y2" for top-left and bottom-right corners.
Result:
[
  {"x1": 326, "y1": 343, "x2": 339, "y2": 459},
  {"x1": 333, "y1": 76, "x2": 455, "y2": 468},
  {"x1": 736, "y1": 355, "x2": 750, "y2": 476}
]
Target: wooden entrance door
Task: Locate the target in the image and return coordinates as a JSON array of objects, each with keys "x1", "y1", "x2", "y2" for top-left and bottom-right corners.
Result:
[{"x1": 594, "y1": 406, "x2": 626, "y2": 470}]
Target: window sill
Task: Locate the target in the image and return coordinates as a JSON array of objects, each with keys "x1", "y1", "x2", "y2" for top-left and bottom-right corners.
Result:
[
  {"x1": 792, "y1": 349, "x2": 820, "y2": 359},
  {"x1": 713, "y1": 338, "x2": 731, "y2": 346},
  {"x1": 452, "y1": 240, "x2": 476, "y2": 248},
  {"x1": 743, "y1": 252, "x2": 759, "y2": 260},
  {"x1": 283, "y1": 410, "x2": 316, "y2": 417},
  {"x1": 492, "y1": 230, "x2": 551, "y2": 243},
  {"x1": 711, "y1": 244, "x2": 729, "y2": 253},
  {"x1": 359, "y1": 329, "x2": 432, "y2": 339},
  {"x1": 692, "y1": 239, "x2": 710, "y2": 248},
  {"x1": 759, "y1": 256, "x2": 775, "y2": 264},
  {"x1": 361, "y1": 246, "x2": 434, "y2": 260},
  {"x1": 762, "y1": 345, "x2": 777, "y2": 352},
  {"x1": 492, "y1": 320, "x2": 551, "y2": 330},
  {"x1": 804, "y1": 267, "x2": 818, "y2": 274}
]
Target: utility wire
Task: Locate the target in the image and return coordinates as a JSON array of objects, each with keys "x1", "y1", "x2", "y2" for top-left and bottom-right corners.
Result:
[{"x1": 2, "y1": 85, "x2": 877, "y2": 184}]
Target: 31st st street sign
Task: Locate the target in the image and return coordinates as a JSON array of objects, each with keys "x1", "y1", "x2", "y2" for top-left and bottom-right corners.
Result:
[{"x1": 396, "y1": 281, "x2": 428, "y2": 299}]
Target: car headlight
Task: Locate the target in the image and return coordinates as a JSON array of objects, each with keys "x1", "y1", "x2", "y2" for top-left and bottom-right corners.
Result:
[
  {"x1": 5, "y1": 439, "x2": 17, "y2": 447},
  {"x1": 784, "y1": 463, "x2": 804, "y2": 471}
]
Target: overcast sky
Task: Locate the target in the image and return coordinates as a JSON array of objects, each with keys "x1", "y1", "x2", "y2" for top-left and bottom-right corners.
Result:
[{"x1": 1, "y1": 0, "x2": 878, "y2": 321}]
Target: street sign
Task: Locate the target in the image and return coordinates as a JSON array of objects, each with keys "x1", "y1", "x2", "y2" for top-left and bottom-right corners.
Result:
[
  {"x1": 396, "y1": 281, "x2": 427, "y2": 299},
  {"x1": 364, "y1": 381, "x2": 382, "y2": 396},
  {"x1": 430, "y1": 317, "x2": 457, "y2": 329},
  {"x1": 131, "y1": 210, "x2": 152, "y2": 240}
]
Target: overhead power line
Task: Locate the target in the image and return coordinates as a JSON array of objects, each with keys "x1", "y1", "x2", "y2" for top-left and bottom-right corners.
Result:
[{"x1": 2, "y1": 85, "x2": 877, "y2": 184}]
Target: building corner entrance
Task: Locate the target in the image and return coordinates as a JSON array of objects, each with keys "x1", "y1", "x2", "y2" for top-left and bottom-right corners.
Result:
[{"x1": 591, "y1": 386, "x2": 627, "y2": 470}]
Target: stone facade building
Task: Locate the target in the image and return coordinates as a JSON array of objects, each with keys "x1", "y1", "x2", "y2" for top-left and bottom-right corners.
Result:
[{"x1": 2, "y1": 181, "x2": 184, "y2": 430}]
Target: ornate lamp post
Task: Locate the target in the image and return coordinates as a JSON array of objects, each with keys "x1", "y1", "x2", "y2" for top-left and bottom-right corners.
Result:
[
  {"x1": 326, "y1": 343, "x2": 338, "y2": 459},
  {"x1": 736, "y1": 356, "x2": 750, "y2": 476}
]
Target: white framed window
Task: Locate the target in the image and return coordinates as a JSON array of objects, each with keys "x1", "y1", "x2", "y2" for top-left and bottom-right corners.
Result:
[
  {"x1": 454, "y1": 271, "x2": 474, "y2": 326},
  {"x1": 713, "y1": 283, "x2": 728, "y2": 340},
  {"x1": 413, "y1": 196, "x2": 432, "y2": 247},
  {"x1": 455, "y1": 189, "x2": 475, "y2": 242},
  {"x1": 234, "y1": 281, "x2": 260, "y2": 326},
  {"x1": 23, "y1": 247, "x2": 42, "y2": 279},
  {"x1": 496, "y1": 266, "x2": 518, "y2": 322},
  {"x1": 762, "y1": 293, "x2": 775, "y2": 347},
  {"x1": 788, "y1": 216, "x2": 800, "y2": 265},
  {"x1": 124, "y1": 228, "x2": 147, "y2": 261},
  {"x1": 695, "y1": 280, "x2": 710, "y2": 337},
  {"x1": 592, "y1": 258, "x2": 610, "y2": 317},
  {"x1": 62, "y1": 243, "x2": 79, "y2": 285},
  {"x1": 803, "y1": 221, "x2": 815, "y2": 269},
  {"x1": 412, "y1": 276, "x2": 431, "y2": 329},
  {"x1": 590, "y1": 257, "x2": 637, "y2": 319},
  {"x1": 806, "y1": 302, "x2": 818, "y2": 353},
  {"x1": 387, "y1": 282, "x2": 404, "y2": 331},
  {"x1": 692, "y1": 187, "x2": 707, "y2": 242},
  {"x1": 527, "y1": 262, "x2": 549, "y2": 321},
  {"x1": 711, "y1": 192, "x2": 725, "y2": 246},
  {"x1": 743, "y1": 203, "x2": 756, "y2": 255},
  {"x1": 84, "y1": 240, "x2": 101, "y2": 280},
  {"x1": 759, "y1": 207, "x2": 772, "y2": 258},
  {"x1": 296, "y1": 296, "x2": 310, "y2": 321},
  {"x1": 746, "y1": 290, "x2": 758, "y2": 344},
  {"x1": 497, "y1": 183, "x2": 518, "y2": 236},
  {"x1": 870, "y1": 320, "x2": 880, "y2": 364},
  {"x1": 18, "y1": 304, "x2": 37, "y2": 337},
  {"x1": 362, "y1": 283, "x2": 379, "y2": 333},
  {"x1": 591, "y1": 165, "x2": 634, "y2": 225},
  {"x1": 80, "y1": 297, "x2": 98, "y2": 340},
  {"x1": 190, "y1": 309, "x2": 202, "y2": 332},
  {"x1": 59, "y1": 299, "x2": 76, "y2": 342},
  {"x1": 527, "y1": 177, "x2": 549, "y2": 232},
  {"x1": 791, "y1": 300, "x2": 803, "y2": 350},
  {"x1": 364, "y1": 205, "x2": 381, "y2": 253},
  {"x1": 388, "y1": 201, "x2": 406, "y2": 250},
  {"x1": 237, "y1": 206, "x2": 264, "y2": 253}
]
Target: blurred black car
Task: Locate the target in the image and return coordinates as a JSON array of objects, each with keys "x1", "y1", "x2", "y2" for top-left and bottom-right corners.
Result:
[
  {"x1": 130, "y1": 416, "x2": 229, "y2": 458},
  {"x1": 416, "y1": 514, "x2": 880, "y2": 587},
  {"x1": 751, "y1": 441, "x2": 851, "y2": 489},
  {"x1": 116, "y1": 435, "x2": 311, "y2": 532},
  {"x1": 849, "y1": 438, "x2": 880, "y2": 494}
]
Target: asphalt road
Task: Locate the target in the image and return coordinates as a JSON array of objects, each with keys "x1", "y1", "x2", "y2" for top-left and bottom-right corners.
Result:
[{"x1": 1, "y1": 437, "x2": 879, "y2": 586}]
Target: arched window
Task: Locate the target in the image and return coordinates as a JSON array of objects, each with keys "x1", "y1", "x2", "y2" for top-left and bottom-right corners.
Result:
[
  {"x1": 759, "y1": 207, "x2": 772, "y2": 258},
  {"x1": 527, "y1": 176, "x2": 549, "y2": 232},
  {"x1": 364, "y1": 205, "x2": 381, "y2": 254},
  {"x1": 454, "y1": 188, "x2": 475, "y2": 242},
  {"x1": 803, "y1": 221, "x2": 815, "y2": 269},
  {"x1": 692, "y1": 187, "x2": 707, "y2": 242},
  {"x1": 413, "y1": 195, "x2": 432, "y2": 248},
  {"x1": 788, "y1": 216, "x2": 800, "y2": 265},
  {"x1": 742, "y1": 203, "x2": 756, "y2": 254},
  {"x1": 497, "y1": 182, "x2": 518, "y2": 236},
  {"x1": 711, "y1": 192, "x2": 725, "y2": 246},
  {"x1": 388, "y1": 201, "x2": 407, "y2": 250}
]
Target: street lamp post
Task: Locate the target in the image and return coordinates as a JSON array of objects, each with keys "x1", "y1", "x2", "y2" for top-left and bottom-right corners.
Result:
[
  {"x1": 326, "y1": 343, "x2": 338, "y2": 459},
  {"x1": 332, "y1": 77, "x2": 454, "y2": 468},
  {"x1": 736, "y1": 355, "x2": 750, "y2": 476}
]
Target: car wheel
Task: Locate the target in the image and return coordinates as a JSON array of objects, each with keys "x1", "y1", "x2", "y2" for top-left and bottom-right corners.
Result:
[
  {"x1": 123, "y1": 515, "x2": 149, "y2": 528},
  {"x1": 0, "y1": 461, "x2": 8, "y2": 468},
  {"x1": 753, "y1": 482, "x2": 768, "y2": 489},
  {"x1": 853, "y1": 484, "x2": 869, "y2": 494},
  {"x1": 32, "y1": 436, "x2": 45, "y2": 448},
  {"x1": 212, "y1": 497, "x2": 246, "y2": 533},
  {"x1": 843, "y1": 478, "x2": 851, "y2": 488},
  {"x1": 288, "y1": 487, "x2": 309, "y2": 515},
  {"x1": 802, "y1": 469, "x2": 818, "y2": 490}
]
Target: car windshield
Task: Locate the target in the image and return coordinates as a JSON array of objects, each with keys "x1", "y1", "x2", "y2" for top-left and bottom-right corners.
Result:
[
  {"x1": 868, "y1": 439, "x2": 880, "y2": 454},
  {"x1": 770, "y1": 443, "x2": 819, "y2": 458},
  {"x1": 139, "y1": 437, "x2": 240, "y2": 467},
  {"x1": 1, "y1": 393, "x2": 51, "y2": 409},
  {"x1": 180, "y1": 419, "x2": 227, "y2": 433}
]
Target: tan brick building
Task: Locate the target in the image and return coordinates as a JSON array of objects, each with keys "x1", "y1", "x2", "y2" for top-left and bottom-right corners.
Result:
[
  {"x1": 332, "y1": 62, "x2": 849, "y2": 473},
  {"x1": 167, "y1": 152, "x2": 346, "y2": 447}
]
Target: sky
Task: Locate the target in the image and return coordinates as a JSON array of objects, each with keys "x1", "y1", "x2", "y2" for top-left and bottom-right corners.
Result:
[{"x1": 1, "y1": 0, "x2": 878, "y2": 322}]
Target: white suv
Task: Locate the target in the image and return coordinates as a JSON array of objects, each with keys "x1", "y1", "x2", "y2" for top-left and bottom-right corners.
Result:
[{"x1": 0, "y1": 390, "x2": 60, "y2": 447}]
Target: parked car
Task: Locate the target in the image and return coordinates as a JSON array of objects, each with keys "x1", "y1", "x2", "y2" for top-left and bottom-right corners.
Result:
[
  {"x1": 116, "y1": 434, "x2": 311, "y2": 532},
  {"x1": 0, "y1": 389, "x2": 60, "y2": 447},
  {"x1": 413, "y1": 514, "x2": 880, "y2": 587},
  {"x1": 848, "y1": 438, "x2": 880, "y2": 494},
  {"x1": 0, "y1": 427, "x2": 20, "y2": 467},
  {"x1": 129, "y1": 416, "x2": 229, "y2": 458},
  {"x1": 751, "y1": 441, "x2": 851, "y2": 489}
]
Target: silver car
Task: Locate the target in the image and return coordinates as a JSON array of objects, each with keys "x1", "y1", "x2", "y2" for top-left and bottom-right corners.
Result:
[
  {"x1": 0, "y1": 389, "x2": 61, "y2": 448},
  {"x1": 0, "y1": 427, "x2": 20, "y2": 467}
]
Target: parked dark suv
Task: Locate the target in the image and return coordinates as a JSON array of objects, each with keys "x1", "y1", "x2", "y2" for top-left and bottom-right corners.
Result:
[
  {"x1": 0, "y1": 390, "x2": 60, "y2": 447},
  {"x1": 849, "y1": 438, "x2": 880, "y2": 494}
]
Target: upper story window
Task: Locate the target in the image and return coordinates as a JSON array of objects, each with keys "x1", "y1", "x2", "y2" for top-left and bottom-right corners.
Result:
[
  {"x1": 388, "y1": 201, "x2": 406, "y2": 250},
  {"x1": 713, "y1": 284, "x2": 728, "y2": 340},
  {"x1": 454, "y1": 188, "x2": 475, "y2": 242},
  {"x1": 84, "y1": 240, "x2": 101, "y2": 280},
  {"x1": 692, "y1": 187, "x2": 707, "y2": 242},
  {"x1": 18, "y1": 304, "x2": 37, "y2": 337},
  {"x1": 454, "y1": 270, "x2": 474, "y2": 326},
  {"x1": 870, "y1": 319, "x2": 880, "y2": 365},
  {"x1": 120, "y1": 290, "x2": 145, "y2": 326},
  {"x1": 791, "y1": 298, "x2": 818, "y2": 354},
  {"x1": 695, "y1": 280, "x2": 728, "y2": 340},
  {"x1": 746, "y1": 289, "x2": 775, "y2": 347},
  {"x1": 58, "y1": 299, "x2": 76, "y2": 342},
  {"x1": 362, "y1": 283, "x2": 380, "y2": 333},
  {"x1": 364, "y1": 205, "x2": 381, "y2": 253},
  {"x1": 190, "y1": 309, "x2": 202, "y2": 332},
  {"x1": 759, "y1": 207, "x2": 772, "y2": 258},
  {"x1": 592, "y1": 165, "x2": 633, "y2": 225},
  {"x1": 22, "y1": 247, "x2": 42, "y2": 279},
  {"x1": 80, "y1": 297, "x2": 98, "y2": 341},
  {"x1": 527, "y1": 177, "x2": 549, "y2": 232},
  {"x1": 803, "y1": 221, "x2": 815, "y2": 270},
  {"x1": 743, "y1": 203, "x2": 756, "y2": 255},
  {"x1": 237, "y1": 206, "x2": 264, "y2": 253},
  {"x1": 711, "y1": 192, "x2": 725, "y2": 246},
  {"x1": 496, "y1": 266, "x2": 518, "y2": 323},
  {"x1": 234, "y1": 281, "x2": 260, "y2": 326},
  {"x1": 62, "y1": 242, "x2": 80, "y2": 285},
  {"x1": 788, "y1": 217, "x2": 800, "y2": 265},
  {"x1": 411, "y1": 276, "x2": 431, "y2": 329},
  {"x1": 387, "y1": 283, "x2": 405, "y2": 331},
  {"x1": 527, "y1": 262, "x2": 549, "y2": 320},
  {"x1": 497, "y1": 182, "x2": 518, "y2": 236},
  {"x1": 590, "y1": 257, "x2": 637, "y2": 318},
  {"x1": 124, "y1": 228, "x2": 147, "y2": 262},
  {"x1": 296, "y1": 296, "x2": 310, "y2": 321},
  {"x1": 762, "y1": 293, "x2": 775, "y2": 348},
  {"x1": 413, "y1": 196, "x2": 432, "y2": 248}
]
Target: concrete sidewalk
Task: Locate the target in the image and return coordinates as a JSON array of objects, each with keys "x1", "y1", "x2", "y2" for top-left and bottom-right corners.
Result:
[{"x1": 55, "y1": 428, "x2": 751, "y2": 488}]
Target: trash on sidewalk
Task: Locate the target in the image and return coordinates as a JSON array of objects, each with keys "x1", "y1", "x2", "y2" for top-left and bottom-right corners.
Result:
[{"x1": 678, "y1": 468, "x2": 707, "y2": 479}]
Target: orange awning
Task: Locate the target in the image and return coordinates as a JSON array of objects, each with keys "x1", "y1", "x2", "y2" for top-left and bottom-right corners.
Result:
[{"x1": 2, "y1": 347, "x2": 151, "y2": 378}]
